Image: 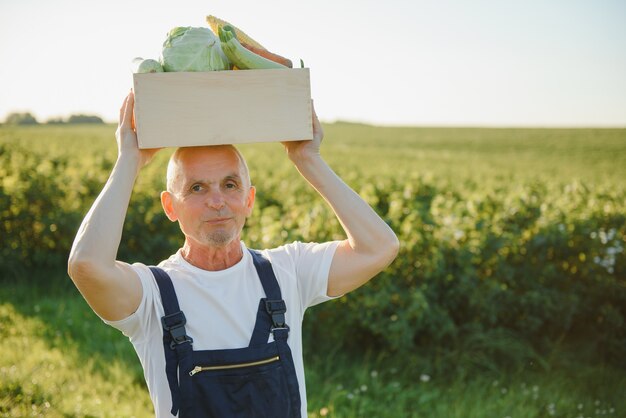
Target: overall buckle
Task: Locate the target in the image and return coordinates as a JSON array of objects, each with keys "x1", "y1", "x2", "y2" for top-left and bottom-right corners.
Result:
[
  {"x1": 161, "y1": 311, "x2": 194, "y2": 349},
  {"x1": 264, "y1": 299, "x2": 289, "y2": 330}
]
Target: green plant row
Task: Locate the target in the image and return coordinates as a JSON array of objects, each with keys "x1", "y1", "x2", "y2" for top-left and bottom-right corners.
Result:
[{"x1": 1, "y1": 125, "x2": 624, "y2": 369}]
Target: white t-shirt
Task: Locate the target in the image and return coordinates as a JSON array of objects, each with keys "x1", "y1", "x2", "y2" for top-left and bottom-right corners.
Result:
[{"x1": 104, "y1": 240, "x2": 340, "y2": 418}]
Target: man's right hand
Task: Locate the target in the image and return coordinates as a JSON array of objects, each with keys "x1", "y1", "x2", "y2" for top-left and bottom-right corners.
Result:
[{"x1": 116, "y1": 91, "x2": 161, "y2": 168}]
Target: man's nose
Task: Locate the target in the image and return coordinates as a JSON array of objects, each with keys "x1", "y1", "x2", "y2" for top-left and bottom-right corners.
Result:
[{"x1": 206, "y1": 189, "x2": 226, "y2": 210}]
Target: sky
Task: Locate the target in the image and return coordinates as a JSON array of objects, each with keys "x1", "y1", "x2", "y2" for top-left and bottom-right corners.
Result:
[{"x1": 1, "y1": 0, "x2": 625, "y2": 127}]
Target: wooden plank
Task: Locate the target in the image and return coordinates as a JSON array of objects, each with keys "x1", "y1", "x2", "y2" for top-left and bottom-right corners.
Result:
[{"x1": 133, "y1": 68, "x2": 313, "y2": 149}]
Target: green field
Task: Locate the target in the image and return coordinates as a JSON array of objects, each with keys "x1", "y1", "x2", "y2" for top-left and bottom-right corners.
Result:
[
  {"x1": 3, "y1": 123, "x2": 626, "y2": 183},
  {"x1": 1, "y1": 124, "x2": 625, "y2": 417}
]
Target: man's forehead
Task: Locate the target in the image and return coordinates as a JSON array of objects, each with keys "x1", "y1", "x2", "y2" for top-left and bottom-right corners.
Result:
[
  {"x1": 175, "y1": 146, "x2": 239, "y2": 170},
  {"x1": 178, "y1": 145, "x2": 238, "y2": 163},
  {"x1": 181, "y1": 172, "x2": 242, "y2": 184},
  {"x1": 167, "y1": 145, "x2": 250, "y2": 191}
]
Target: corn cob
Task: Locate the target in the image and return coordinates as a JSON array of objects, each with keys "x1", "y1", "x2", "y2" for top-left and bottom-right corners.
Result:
[{"x1": 206, "y1": 15, "x2": 266, "y2": 50}]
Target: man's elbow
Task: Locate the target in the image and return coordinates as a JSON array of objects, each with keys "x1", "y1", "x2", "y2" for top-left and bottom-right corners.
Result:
[
  {"x1": 68, "y1": 257, "x2": 88, "y2": 282},
  {"x1": 372, "y1": 233, "x2": 400, "y2": 271},
  {"x1": 67, "y1": 255, "x2": 101, "y2": 285},
  {"x1": 384, "y1": 233, "x2": 400, "y2": 266}
]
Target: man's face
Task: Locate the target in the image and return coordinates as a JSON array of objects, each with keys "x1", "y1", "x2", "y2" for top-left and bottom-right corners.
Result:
[{"x1": 162, "y1": 146, "x2": 255, "y2": 249}]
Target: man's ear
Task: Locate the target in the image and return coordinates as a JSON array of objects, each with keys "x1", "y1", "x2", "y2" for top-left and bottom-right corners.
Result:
[
  {"x1": 245, "y1": 186, "x2": 256, "y2": 217},
  {"x1": 161, "y1": 191, "x2": 178, "y2": 222}
]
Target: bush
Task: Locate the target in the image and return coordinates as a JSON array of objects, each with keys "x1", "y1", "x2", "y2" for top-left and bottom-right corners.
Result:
[
  {"x1": 45, "y1": 117, "x2": 66, "y2": 125},
  {"x1": 303, "y1": 177, "x2": 625, "y2": 367},
  {"x1": 67, "y1": 114, "x2": 104, "y2": 124},
  {"x1": 4, "y1": 112, "x2": 38, "y2": 125}
]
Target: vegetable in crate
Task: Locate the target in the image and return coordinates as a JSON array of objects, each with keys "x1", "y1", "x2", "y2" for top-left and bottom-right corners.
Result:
[
  {"x1": 218, "y1": 25, "x2": 287, "y2": 70},
  {"x1": 131, "y1": 57, "x2": 164, "y2": 73},
  {"x1": 161, "y1": 26, "x2": 230, "y2": 72},
  {"x1": 207, "y1": 15, "x2": 293, "y2": 68},
  {"x1": 207, "y1": 15, "x2": 266, "y2": 49},
  {"x1": 238, "y1": 41, "x2": 293, "y2": 68}
]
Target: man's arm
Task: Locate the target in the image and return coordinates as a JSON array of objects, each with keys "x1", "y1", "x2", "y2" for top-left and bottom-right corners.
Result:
[
  {"x1": 283, "y1": 103, "x2": 400, "y2": 297},
  {"x1": 68, "y1": 92, "x2": 160, "y2": 321}
]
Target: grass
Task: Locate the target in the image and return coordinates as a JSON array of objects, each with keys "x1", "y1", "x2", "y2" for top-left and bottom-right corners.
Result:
[
  {"x1": 1, "y1": 277, "x2": 624, "y2": 418},
  {"x1": 305, "y1": 349, "x2": 624, "y2": 418},
  {"x1": 0, "y1": 280, "x2": 151, "y2": 417}
]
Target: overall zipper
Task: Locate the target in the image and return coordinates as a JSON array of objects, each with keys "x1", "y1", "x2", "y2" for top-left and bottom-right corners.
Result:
[{"x1": 189, "y1": 355, "x2": 280, "y2": 376}]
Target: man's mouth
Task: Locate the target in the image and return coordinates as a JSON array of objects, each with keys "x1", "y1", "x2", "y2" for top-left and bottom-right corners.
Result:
[{"x1": 205, "y1": 217, "x2": 231, "y2": 224}]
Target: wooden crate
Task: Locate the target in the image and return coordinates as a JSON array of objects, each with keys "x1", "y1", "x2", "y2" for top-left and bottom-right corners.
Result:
[{"x1": 132, "y1": 68, "x2": 312, "y2": 149}]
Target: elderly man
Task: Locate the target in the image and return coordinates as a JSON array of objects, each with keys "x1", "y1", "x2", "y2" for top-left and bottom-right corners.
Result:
[{"x1": 68, "y1": 92, "x2": 399, "y2": 418}]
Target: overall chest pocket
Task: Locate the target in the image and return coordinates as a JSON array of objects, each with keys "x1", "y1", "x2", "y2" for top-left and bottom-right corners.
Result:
[{"x1": 189, "y1": 352, "x2": 293, "y2": 418}]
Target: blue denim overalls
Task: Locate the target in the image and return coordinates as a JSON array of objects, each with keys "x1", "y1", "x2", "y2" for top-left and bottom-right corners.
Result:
[{"x1": 148, "y1": 249, "x2": 301, "y2": 417}]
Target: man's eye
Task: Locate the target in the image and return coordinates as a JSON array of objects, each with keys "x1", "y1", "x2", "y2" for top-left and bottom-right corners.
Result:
[
  {"x1": 225, "y1": 182, "x2": 237, "y2": 189},
  {"x1": 191, "y1": 184, "x2": 203, "y2": 192}
]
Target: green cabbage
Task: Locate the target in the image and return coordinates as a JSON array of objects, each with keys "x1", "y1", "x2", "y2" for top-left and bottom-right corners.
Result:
[{"x1": 161, "y1": 27, "x2": 230, "y2": 72}]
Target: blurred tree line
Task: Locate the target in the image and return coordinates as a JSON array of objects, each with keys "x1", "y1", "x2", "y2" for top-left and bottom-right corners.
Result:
[{"x1": 2, "y1": 112, "x2": 104, "y2": 125}]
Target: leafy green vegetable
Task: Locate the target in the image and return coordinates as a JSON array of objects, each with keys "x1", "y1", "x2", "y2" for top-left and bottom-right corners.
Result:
[{"x1": 160, "y1": 26, "x2": 230, "y2": 72}]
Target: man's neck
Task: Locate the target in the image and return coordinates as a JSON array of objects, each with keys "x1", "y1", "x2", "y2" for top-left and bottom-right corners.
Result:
[{"x1": 180, "y1": 239, "x2": 244, "y2": 271}]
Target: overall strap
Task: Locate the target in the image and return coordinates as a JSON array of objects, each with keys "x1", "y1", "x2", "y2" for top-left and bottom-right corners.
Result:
[
  {"x1": 248, "y1": 250, "x2": 290, "y2": 347},
  {"x1": 247, "y1": 250, "x2": 301, "y2": 413},
  {"x1": 149, "y1": 266, "x2": 193, "y2": 417},
  {"x1": 248, "y1": 249, "x2": 282, "y2": 300}
]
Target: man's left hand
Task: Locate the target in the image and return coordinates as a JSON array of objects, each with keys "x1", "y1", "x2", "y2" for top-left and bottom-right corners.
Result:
[{"x1": 282, "y1": 100, "x2": 323, "y2": 163}]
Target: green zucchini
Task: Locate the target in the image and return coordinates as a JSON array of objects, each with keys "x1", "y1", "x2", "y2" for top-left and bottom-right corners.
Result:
[{"x1": 218, "y1": 25, "x2": 287, "y2": 70}]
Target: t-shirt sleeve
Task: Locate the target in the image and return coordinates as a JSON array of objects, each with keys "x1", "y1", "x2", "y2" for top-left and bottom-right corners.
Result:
[
  {"x1": 101, "y1": 263, "x2": 161, "y2": 344},
  {"x1": 289, "y1": 240, "x2": 342, "y2": 309}
]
